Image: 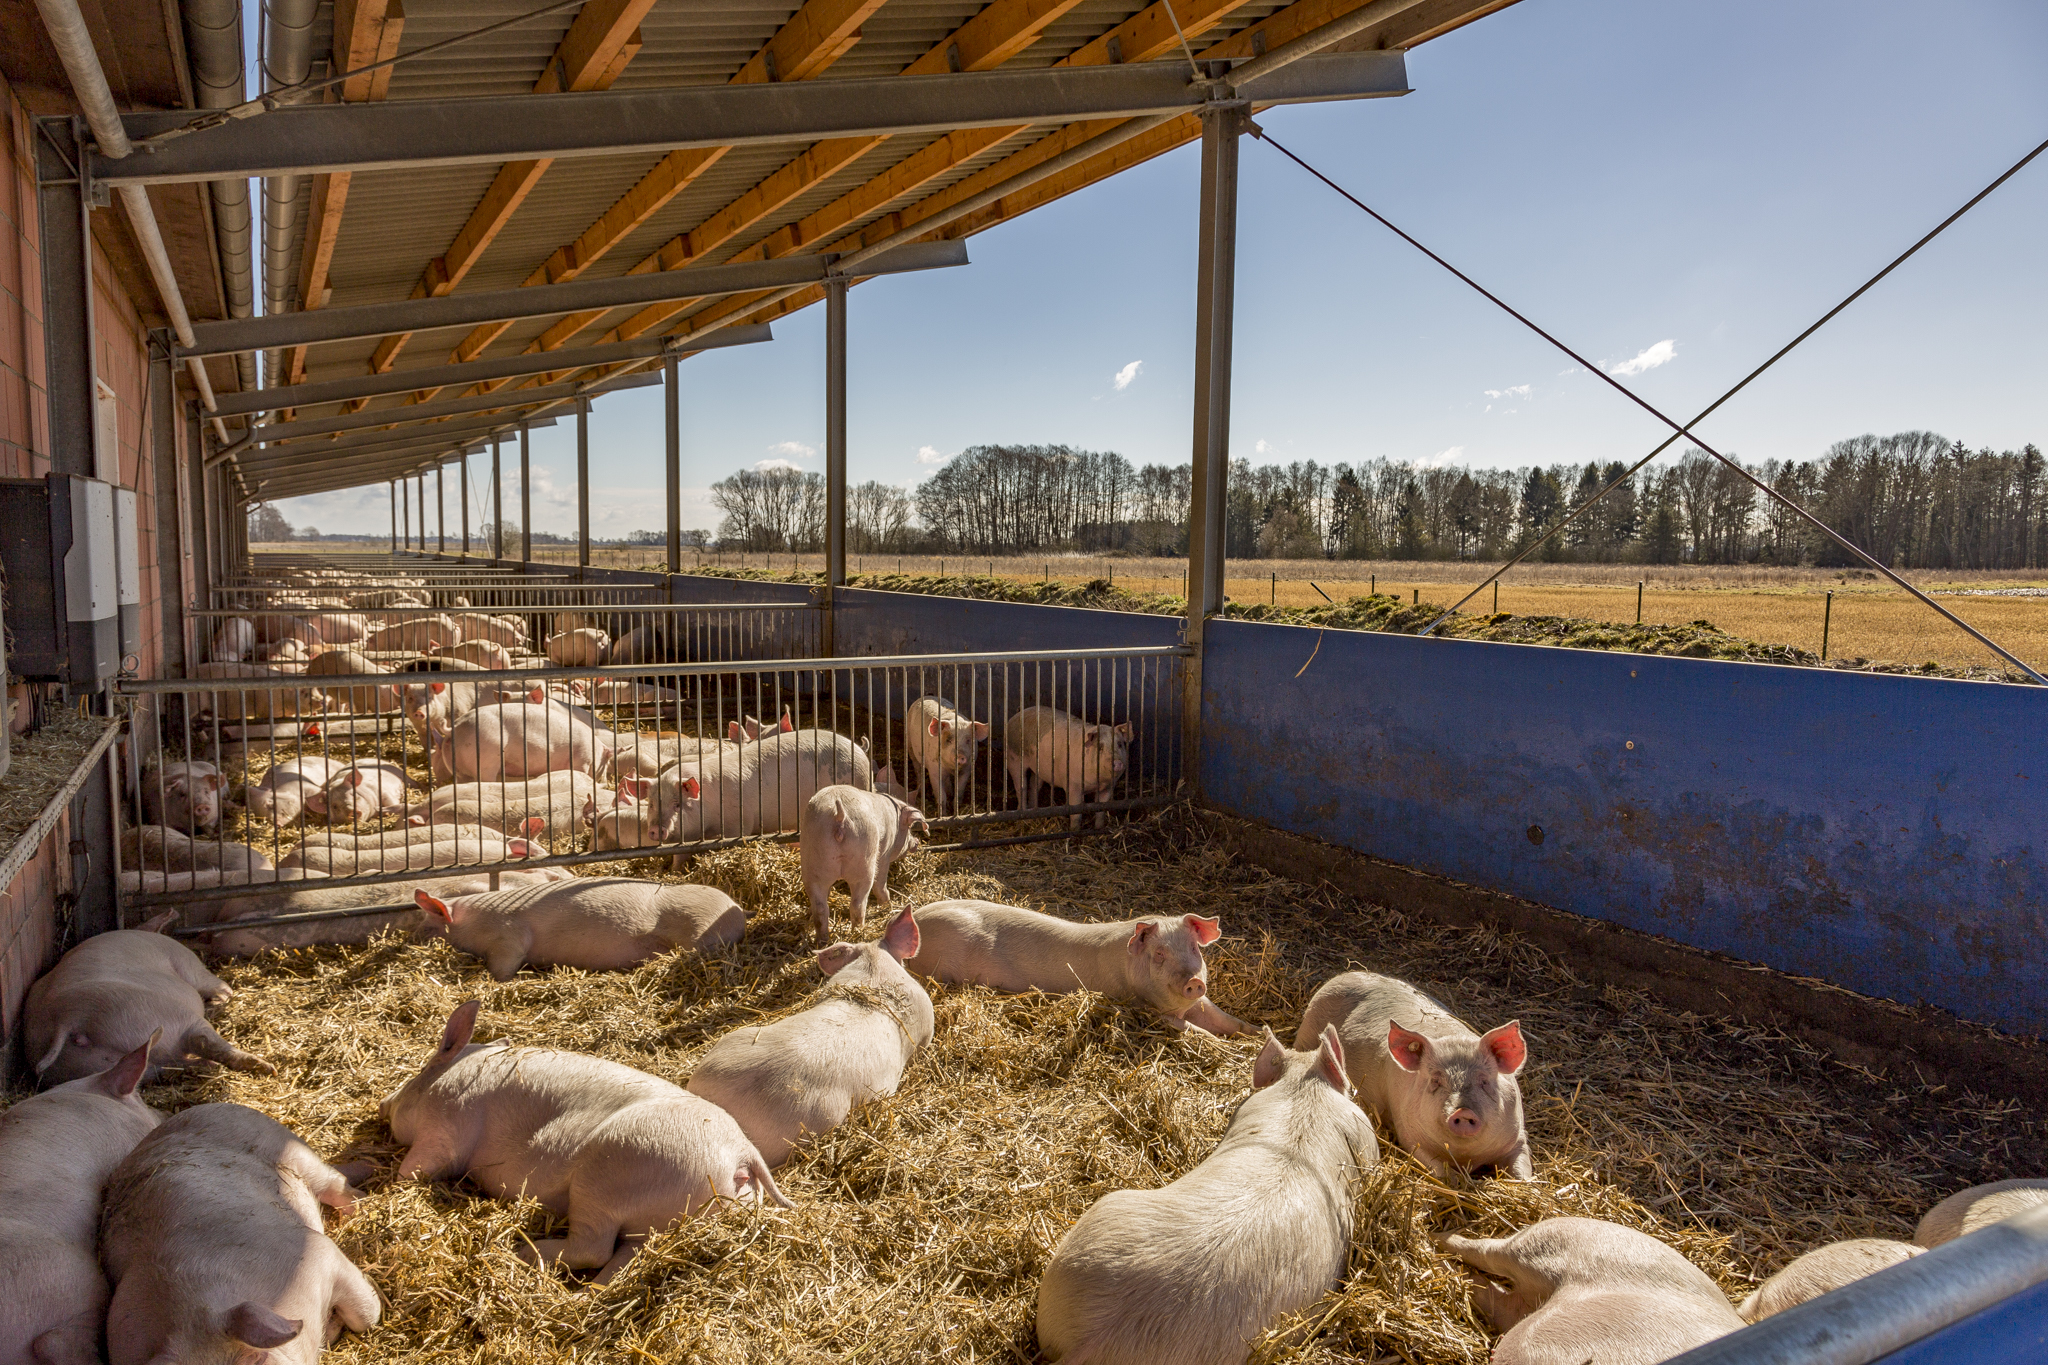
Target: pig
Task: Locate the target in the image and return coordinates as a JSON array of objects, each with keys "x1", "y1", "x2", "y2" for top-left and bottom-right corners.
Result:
[
  {"x1": 119, "y1": 867, "x2": 246, "y2": 895},
  {"x1": 430, "y1": 638, "x2": 513, "y2": 670},
  {"x1": 306, "y1": 648, "x2": 400, "y2": 714},
  {"x1": 258, "y1": 637, "x2": 316, "y2": 668},
  {"x1": 1004, "y1": 706, "x2": 1131, "y2": 827},
  {"x1": 549, "y1": 610, "x2": 603, "y2": 635},
  {"x1": 404, "y1": 771, "x2": 606, "y2": 843},
  {"x1": 0, "y1": 1037, "x2": 160, "y2": 1365},
  {"x1": 140, "y1": 759, "x2": 224, "y2": 834},
  {"x1": 120, "y1": 825, "x2": 274, "y2": 878},
  {"x1": 100, "y1": 1103, "x2": 380, "y2": 1365},
  {"x1": 906, "y1": 899, "x2": 1246, "y2": 1035},
  {"x1": 25, "y1": 923, "x2": 273, "y2": 1085},
  {"x1": 586, "y1": 678, "x2": 679, "y2": 708},
  {"x1": 1916, "y1": 1179, "x2": 2048, "y2": 1247},
  {"x1": 304, "y1": 612, "x2": 371, "y2": 645},
  {"x1": 449, "y1": 612, "x2": 526, "y2": 648},
  {"x1": 361, "y1": 614, "x2": 459, "y2": 652},
  {"x1": 414, "y1": 876, "x2": 744, "y2": 980},
  {"x1": 545, "y1": 627, "x2": 610, "y2": 666},
  {"x1": 211, "y1": 616, "x2": 257, "y2": 662},
  {"x1": 380, "y1": 1002, "x2": 789, "y2": 1281},
  {"x1": 252, "y1": 613, "x2": 322, "y2": 645},
  {"x1": 660, "y1": 727, "x2": 872, "y2": 858},
  {"x1": 278, "y1": 826, "x2": 538, "y2": 875},
  {"x1": 1036, "y1": 1025, "x2": 1377, "y2": 1365},
  {"x1": 588, "y1": 789, "x2": 669, "y2": 854},
  {"x1": 1295, "y1": 970, "x2": 1532, "y2": 1180},
  {"x1": 205, "y1": 868, "x2": 574, "y2": 957},
  {"x1": 688, "y1": 908, "x2": 931, "y2": 1165},
  {"x1": 872, "y1": 764, "x2": 911, "y2": 802},
  {"x1": 438, "y1": 700, "x2": 612, "y2": 782},
  {"x1": 904, "y1": 696, "x2": 989, "y2": 815},
  {"x1": 187, "y1": 662, "x2": 324, "y2": 719},
  {"x1": 303, "y1": 761, "x2": 411, "y2": 825},
  {"x1": 606, "y1": 624, "x2": 681, "y2": 665},
  {"x1": 1437, "y1": 1217, "x2": 1745, "y2": 1365},
  {"x1": 350, "y1": 588, "x2": 426, "y2": 609},
  {"x1": 1738, "y1": 1239, "x2": 1924, "y2": 1322},
  {"x1": 245, "y1": 756, "x2": 343, "y2": 826},
  {"x1": 799, "y1": 784, "x2": 925, "y2": 945}
]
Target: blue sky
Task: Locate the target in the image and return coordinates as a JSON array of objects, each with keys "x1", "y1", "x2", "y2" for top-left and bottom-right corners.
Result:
[{"x1": 277, "y1": 0, "x2": 2048, "y2": 538}]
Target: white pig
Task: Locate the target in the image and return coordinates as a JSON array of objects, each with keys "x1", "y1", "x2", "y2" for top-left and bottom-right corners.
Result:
[
  {"x1": 404, "y1": 771, "x2": 606, "y2": 843},
  {"x1": 1916, "y1": 1179, "x2": 2048, "y2": 1247},
  {"x1": 100, "y1": 1103, "x2": 380, "y2": 1365},
  {"x1": 141, "y1": 759, "x2": 225, "y2": 834},
  {"x1": 872, "y1": 764, "x2": 911, "y2": 802},
  {"x1": 688, "y1": 908, "x2": 931, "y2": 1165},
  {"x1": 1437, "y1": 1217, "x2": 1744, "y2": 1365},
  {"x1": 799, "y1": 784, "x2": 925, "y2": 945},
  {"x1": 245, "y1": 756, "x2": 343, "y2": 826},
  {"x1": 303, "y1": 761, "x2": 411, "y2": 825},
  {"x1": 906, "y1": 899, "x2": 1246, "y2": 1035},
  {"x1": 211, "y1": 617, "x2": 257, "y2": 662},
  {"x1": 545, "y1": 628, "x2": 610, "y2": 665},
  {"x1": 660, "y1": 728, "x2": 872, "y2": 859},
  {"x1": 430, "y1": 638, "x2": 513, "y2": 670},
  {"x1": 0, "y1": 1037, "x2": 160, "y2": 1365},
  {"x1": 1004, "y1": 706, "x2": 1131, "y2": 827},
  {"x1": 304, "y1": 611, "x2": 371, "y2": 645},
  {"x1": 587, "y1": 790, "x2": 668, "y2": 854},
  {"x1": 120, "y1": 825, "x2": 274, "y2": 878},
  {"x1": 904, "y1": 696, "x2": 988, "y2": 815},
  {"x1": 1295, "y1": 970, "x2": 1532, "y2": 1179},
  {"x1": 1036, "y1": 1026, "x2": 1377, "y2": 1365},
  {"x1": 25, "y1": 924, "x2": 273, "y2": 1085},
  {"x1": 361, "y1": 615, "x2": 458, "y2": 652},
  {"x1": 438, "y1": 700, "x2": 612, "y2": 782},
  {"x1": 449, "y1": 612, "x2": 526, "y2": 647},
  {"x1": 380, "y1": 1002, "x2": 789, "y2": 1281},
  {"x1": 306, "y1": 648, "x2": 401, "y2": 714},
  {"x1": 279, "y1": 826, "x2": 538, "y2": 875},
  {"x1": 1738, "y1": 1239, "x2": 1924, "y2": 1321},
  {"x1": 413, "y1": 876, "x2": 744, "y2": 980},
  {"x1": 186, "y1": 662, "x2": 324, "y2": 719},
  {"x1": 206, "y1": 868, "x2": 574, "y2": 957}
]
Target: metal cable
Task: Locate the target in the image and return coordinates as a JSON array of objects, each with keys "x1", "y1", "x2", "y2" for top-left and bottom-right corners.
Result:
[{"x1": 1256, "y1": 128, "x2": 2048, "y2": 683}]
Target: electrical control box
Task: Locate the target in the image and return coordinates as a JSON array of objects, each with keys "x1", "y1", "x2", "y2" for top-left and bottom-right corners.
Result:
[{"x1": 0, "y1": 474, "x2": 124, "y2": 691}]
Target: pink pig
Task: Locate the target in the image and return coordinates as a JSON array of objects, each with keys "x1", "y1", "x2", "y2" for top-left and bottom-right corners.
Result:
[
  {"x1": 798, "y1": 784, "x2": 925, "y2": 946},
  {"x1": 414, "y1": 876, "x2": 745, "y2": 980}
]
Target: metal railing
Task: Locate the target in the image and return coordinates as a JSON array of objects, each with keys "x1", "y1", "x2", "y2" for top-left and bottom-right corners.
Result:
[
  {"x1": 113, "y1": 645, "x2": 1187, "y2": 941},
  {"x1": 209, "y1": 578, "x2": 664, "y2": 611}
]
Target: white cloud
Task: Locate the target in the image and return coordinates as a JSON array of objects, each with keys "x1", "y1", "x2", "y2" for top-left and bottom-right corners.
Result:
[
  {"x1": 754, "y1": 458, "x2": 805, "y2": 473},
  {"x1": 1484, "y1": 384, "x2": 1532, "y2": 399},
  {"x1": 1419, "y1": 445, "x2": 1466, "y2": 468},
  {"x1": 917, "y1": 444, "x2": 953, "y2": 465},
  {"x1": 767, "y1": 440, "x2": 816, "y2": 459},
  {"x1": 1605, "y1": 339, "x2": 1677, "y2": 377},
  {"x1": 1254, "y1": 439, "x2": 1271, "y2": 455},
  {"x1": 1112, "y1": 360, "x2": 1142, "y2": 391}
]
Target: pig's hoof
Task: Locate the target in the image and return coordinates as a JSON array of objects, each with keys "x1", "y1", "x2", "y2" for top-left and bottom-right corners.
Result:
[
  {"x1": 332, "y1": 1160, "x2": 378, "y2": 1186},
  {"x1": 240, "y1": 1056, "x2": 278, "y2": 1076}
]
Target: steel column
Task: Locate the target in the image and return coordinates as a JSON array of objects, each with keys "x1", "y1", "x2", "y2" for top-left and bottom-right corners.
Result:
[
  {"x1": 1181, "y1": 102, "x2": 1243, "y2": 793},
  {"x1": 824, "y1": 277, "x2": 848, "y2": 653},
  {"x1": 519, "y1": 422, "x2": 531, "y2": 563},
  {"x1": 146, "y1": 343, "x2": 185, "y2": 671},
  {"x1": 576, "y1": 397, "x2": 590, "y2": 571},
  {"x1": 435, "y1": 464, "x2": 445, "y2": 554},
  {"x1": 400, "y1": 478, "x2": 409, "y2": 551},
  {"x1": 460, "y1": 452, "x2": 470, "y2": 556},
  {"x1": 417, "y1": 473, "x2": 426, "y2": 554},
  {"x1": 491, "y1": 437, "x2": 503, "y2": 560},
  {"x1": 663, "y1": 352, "x2": 680, "y2": 574},
  {"x1": 36, "y1": 118, "x2": 98, "y2": 481},
  {"x1": 389, "y1": 481, "x2": 397, "y2": 552}
]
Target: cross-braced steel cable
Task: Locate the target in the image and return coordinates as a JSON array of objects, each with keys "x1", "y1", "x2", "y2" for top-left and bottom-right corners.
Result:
[{"x1": 1255, "y1": 128, "x2": 2048, "y2": 683}]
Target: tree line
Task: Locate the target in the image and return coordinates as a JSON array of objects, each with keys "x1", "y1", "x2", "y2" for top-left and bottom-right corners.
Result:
[{"x1": 703, "y1": 430, "x2": 2045, "y2": 568}]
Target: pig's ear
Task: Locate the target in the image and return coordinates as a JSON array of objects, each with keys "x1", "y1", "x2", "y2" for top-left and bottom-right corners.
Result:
[
  {"x1": 680, "y1": 776, "x2": 701, "y2": 800},
  {"x1": 816, "y1": 944, "x2": 860, "y2": 976},
  {"x1": 728, "y1": 721, "x2": 746, "y2": 741},
  {"x1": 1115, "y1": 722, "x2": 1132, "y2": 739},
  {"x1": 506, "y1": 838, "x2": 536, "y2": 857},
  {"x1": 1315, "y1": 1024, "x2": 1350, "y2": 1093},
  {"x1": 620, "y1": 776, "x2": 653, "y2": 800},
  {"x1": 1480, "y1": 1020, "x2": 1527, "y2": 1075},
  {"x1": 438, "y1": 1000, "x2": 481, "y2": 1056},
  {"x1": 880, "y1": 909, "x2": 920, "y2": 961},
  {"x1": 224, "y1": 1302, "x2": 302, "y2": 1349},
  {"x1": 927, "y1": 716, "x2": 943, "y2": 737},
  {"x1": 346, "y1": 769, "x2": 366, "y2": 788},
  {"x1": 203, "y1": 774, "x2": 224, "y2": 793},
  {"x1": 1126, "y1": 920, "x2": 1157, "y2": 954},
  {"x1": 430, "y1": 681, "x2": 447, "y2": 695},
  {"x1": 98, "y1": 1028, "x2": 159, "y2": 1098},
  {"x1": 1386, "y1": 1021, "x2": 1430, "y2": 1072},
  {"x1": 527, "y1": 684, "x2": 547, "y2": 704},
  {"x1": 581, "y1": 797, "x2": 597, "y2": 827},
  {"x1": 1184, "y1": 914, "x2": 1221, "y2": 946},
  {"x1": 1252, "y1": 1027, "x2": 1287, "y2": 1089},
  {"x1": 415, "y1": 891, "x2": 455, "y2": 924},
  {"x1": 778, "y1": 710, "x2": 793, "y2": 732},
  {"x1": 407, "y1": 815, "x2": 426, "y2": 827},
  {"x1": 972, "y1": 721, "x2": 990, "y2": 739},
  {"x1": 140, "y1": 909, "x2": 180, "y2": 935},
  {"x1": 166, "y1": 776, "x2": 189, "y2": 796},
  {"x1": 523, "y1": 816, "x2": 548, "y2": 840}
]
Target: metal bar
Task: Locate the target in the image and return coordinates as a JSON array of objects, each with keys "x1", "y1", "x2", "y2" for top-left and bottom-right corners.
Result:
[
  {"x1": 229, "y1": 371, "x2": 660, "y2": 449},
  {"x1": 180, "y1": 244, "x2": 962, "y2": 359},
  {"x1": 576, "y1": 397, "x2": 590, "y2": 570},
  {"x1": 664, "y1": 352, "x2": 680, "y2": 574},
  {"x1": 435, "y1": 464, "x2": 444, "y2": 553},
  {"x1": 492, "y1": 437, "x2": 503, "y2": 560},
  {"x1": 389, "y1": 480, "x2": 397, "y2": 552},
  {"x1": 36, "y1": 118, "x2": 97, "y2": 481},
  {"x1": 459, "y1": 450, "x2": 470, "y2": 556},
  {"x1": 233, "y1": 414, "x2": 539, "y2": 466},
  {"x1": 824, "y1": 276, "x2": 847, "y2": 655},
  {"x1": 519, "y1": 422, "x2": 531, "y2": 562},
  {"x1": 104, "y1": 52, "x2": 1412, "y2": 186}
]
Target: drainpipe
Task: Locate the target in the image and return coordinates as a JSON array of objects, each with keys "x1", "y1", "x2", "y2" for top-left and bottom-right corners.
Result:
[
  {"x1": 259, "y1": 0, "x2": 318, "y2": 387},
  {"x1": 32, "y1": 0, "x2": 230, "y2": 445},
  {"x1": 179, "y1": 0, "x2": 255, "y2": 395}
]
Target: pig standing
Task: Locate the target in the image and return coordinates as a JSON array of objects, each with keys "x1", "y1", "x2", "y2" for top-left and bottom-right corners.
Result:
[
  {"x1": 100, "y1": 1103, "x2": 380, "y2": 1365},
  {"x1": 1438, "y1": 1218, "x2": 1744, "y2": 1365},
  {"x1": 0, "y1": 1038, "x2": 160, "y2": 1365},
  {"x1": 120, "y1": 825, "x2": 274, "y2": 878},
  {"x1": 211, "y1": 617, "x2": 257, "y2": 662},
  {"x1": 405, "y1": 771, "x2": 607, "y2": 843},
  {"x1": 303, "y1": 761, "x2": 410, "y2": 825},
  {"x1": 545, "y1": 628, "x2": 610, "y2": 665},
  {"x1": 25, "y1": 923, "x2": 273, "y2": 1085},
  {"x1": 799, "y1": 784, "x2": 925, "y2": 945},
  {"x1": 907, "y1": 899, "x2": 1246, "y2": 1035},
  {"x1": 1296, "y1": 969, "x2": 1532, "y2": 1179},
  {"x1": 380, "y1": 1002, "x2": 788, "y2": 1281},
  {"x1": 904, "y1": 696, "x2": 988, "y2": 815},
  {"x1": 437, "y1": 700, "x2": 612, "y2": 782},
  {"x1": 1037, "y1": 1026, "x2": 1377, "y2": 1365},
  {"x1": 1916, "y1": 1179, "x2": 2048, "y2": 1247},
  {"x1": 141, "y1": 759, "x2": 224, "y2": 834},
  {"x1": 306, "y1": 648, "x2": 399, "y2": 714},
  {"x1": 430, "y1": 638, "x2": 513, "y2": 670},
  {"x1": 245, "y1": 756, "x2": 343, "y2": 826},
  {"x1": 1738, "y1": 1239, "x2": 1923, "y2": 1321},
  {"x1": 414, "y1": 877, "x2": 744, "y2": 980},
  {"x1": 689, "y1": 909, "x2": 931, "y2": 1166},
  {"x1": 1004, "y1": 706, "x2": 1131, "y2": 827}
]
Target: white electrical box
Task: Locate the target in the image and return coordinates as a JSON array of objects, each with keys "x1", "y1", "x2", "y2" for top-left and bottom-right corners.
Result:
[{"x1": 114, "y1": 485, "x2": 140, "y2": 663}]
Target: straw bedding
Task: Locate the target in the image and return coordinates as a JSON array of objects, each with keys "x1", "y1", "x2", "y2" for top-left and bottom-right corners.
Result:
[{"x1": 101, "y1": 813, "x2": 2042, "y2": 1363}]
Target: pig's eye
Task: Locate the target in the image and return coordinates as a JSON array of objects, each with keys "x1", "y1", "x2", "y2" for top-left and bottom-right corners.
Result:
[{"x1": 1427, "y1": 1076, "x2": 1445, "y2": 1093}]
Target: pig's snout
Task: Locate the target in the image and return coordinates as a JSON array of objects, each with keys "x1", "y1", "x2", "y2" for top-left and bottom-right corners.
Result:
[
  {"x1": 1446, "y1": 1107, "x2": 1481, "y2": 1135},
  {"x1": 1184, "y1": 976, "x2": 1206, "y2": 1000}
]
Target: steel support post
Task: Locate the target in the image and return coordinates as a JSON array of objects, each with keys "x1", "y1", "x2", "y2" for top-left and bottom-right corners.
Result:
[
  {"x1": 460, "y1": 452, "x2": 470, "y2": 556},
  {"x1": 416, "y1": 473, "x2": 425, "y2": 553},
  {"x1": 1181, "y1": 101, "x2": 1243, "y2": 796},
  {"x1": 389, "y1": 481, "x2": 397, "y2": 551},
  {"x1": 663, "y1": 352, "x2": 680, "y2": 574},
  {"x1": 435, "y1": 464, "x2": 445, "y2": 554},
  {"x1": 35, "y1": 118, "x2": 98, "y2": 481},
  {"x1": 186, "y1": 404, "x2": 212, "y2": 611},
  {"x1": 491, "y1": 437, "x2": 503, "y2": 560},
  {"x1": 146, "y1": 344, "x2": 185, "y2": 672},
  {"x1": 576, "y1": 397, "x2": 590, "y2": 572},
  {"x1": 824, "y1": 277, "x2": 848, "y2": 654},
  {"x1": 519, "y1": 422, "x2": 531, "y2": 563}
]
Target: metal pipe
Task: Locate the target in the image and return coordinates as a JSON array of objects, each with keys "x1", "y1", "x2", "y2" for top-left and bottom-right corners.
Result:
[
  {"x1": 179, "y1": 0, "x2": 255, "y2": 393},
  {"x1": 576, "y1": 396, "x2": 590, "y2": 570},
  {"x1": 491, "y1": 436, "x2": 502, "y2": 560},
  {"x1": 519, "y1": 421, "x2": 531, "y2": 563},
  {"x1": 388, "y1": 480, "x2": 396, "y2": 551},
  {"x1": 459, "y1": 451, "x2": 470, "y2": 556},
  {"x1": 664, "y1": 352, "x2": 680, "y2": 573},
  {"x1": 259, "y1": 0, "x2": 318, "y2": 387},
  {"x1": 435, "y1": 463, "x2": 444, "y2": 553},
  {"x1": 826, "y1": 278, "x2": 847, "y2": 589}
]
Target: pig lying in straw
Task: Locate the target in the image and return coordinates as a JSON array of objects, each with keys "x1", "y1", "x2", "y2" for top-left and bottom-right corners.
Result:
[
  {"x1": 406, "y1": 771, "x2": 608, "y2": 843},
  {"x1": 1437, "y1": 1217, "x2": 1744, "y2": 1365},
  {"x1": 278, "y1": 824, "x2": 540, "y2": 875},
  {"x1": 1004, "y1": 706, "x2": 1130, "y2": 827},
  {"x1": 1296, "y1": 969, "x2": 1532, "y2": 1179},
  {"x1": 799, "y1": 783, "x2": 926, "y2": 945},
  {"x1": 545, "y1": 627, "x2": 610, "y2": 666},
  {"x1": 305, "y1": 648, "x2": 399, "y2": 714},
  {"x1": 1737, "y1": 1238, "x2": 1923, "y2": 1322},
  {"x1": 1036, "y1": 1026, "x2": 1377, "y2": 1365},
  {"x1": 140, "y1": 759, "x2": 224, "y2": 834},
  {"x1": 904, "y1": 696, "x2": 987, "y2": 815},
  {"x1": 101, "y1": 1103, "x2": 380, "y2": 1365},
  {"x1": 688, "y1": 908, "x2": 932, "y2": 1166},
  {"x1": 303, "y1": 760, "x2": 411, "y2": 825},
  {"x1": 1916, "y1": 1179, "x2": 2048, "y2": 1247},
  {"x1": 25, "y1": 918, "x2": 274, "y2": 1085},
  {"x1": 906, "y1": 899, "x2": 1247, "y2": 1035},
  {"x1": 204, "y1": 868, "x2": 575, "y2": 957},
  {"x1": 0, "y1": 1036, "x2": 159, "y2": 1365},
  {"x1": 432, "y1": 699, "x2": 612, "y2": 783},
  {"x1": 413, "y1": 877, "x2": 745, "y2": 980},
  {"x1": 244, "y1": 756, "x2": 342, "y2": 826},
  {"x1": 381, "y1": 1002, "x2": 789, "y2": 1282},
  {"x1": 121, "y1": 825, "x2": 274, "y2": 878}
]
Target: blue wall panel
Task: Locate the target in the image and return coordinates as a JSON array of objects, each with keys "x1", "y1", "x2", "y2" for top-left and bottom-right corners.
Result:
[
  {"x1": 664, "y1": 573, "x2": 816, "y2": 607},
  {"x1": 1199, "y1": 619, "x2": 2048, "y2": 1037},
  {"x1": 833, "y1": 588, "x2": 1182, "y2": 657}
]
